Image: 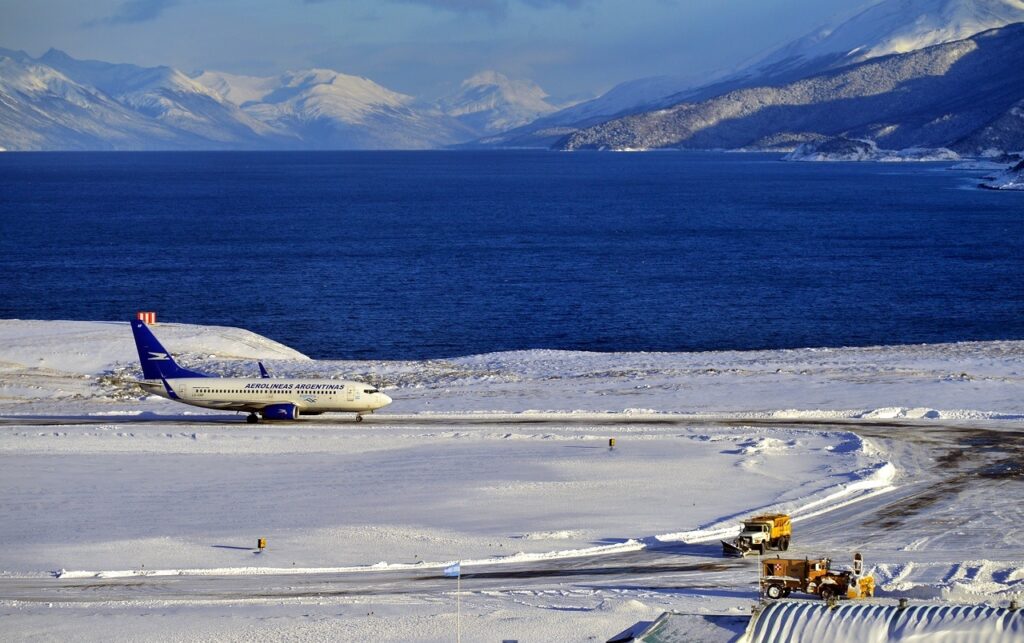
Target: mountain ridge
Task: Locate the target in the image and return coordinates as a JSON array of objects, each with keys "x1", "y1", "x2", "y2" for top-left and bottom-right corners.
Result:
[
  {"x1": 556, "y1": 23, "x2": 1024, "y2": 154},
  {"x1": 437, "y1": 70, "x2": 561, "y2": 135},
  {"x1": 4, "y1": 0, "x2": 1024, "y2": 151},
  {"x1": 480, "y1": 0, "x2": 1024, "y2": 150},
  {"x1": 0, "y1": 50, "x2": 551, "y2": 150}
]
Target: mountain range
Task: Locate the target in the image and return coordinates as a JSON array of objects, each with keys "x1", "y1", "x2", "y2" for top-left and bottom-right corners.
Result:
[
  {"x1": 0, "y1": 49, "x2": 562, "y2": 150},
  {"x1": 495, "y1": 0, "x2": 1024, "y2": 151},
  {"x1": 2, "y1": 0, "x2": 1023, "y2": 153},
  {"x1": 558, "y1": 22, "x2": 1024, "y2": 154}
]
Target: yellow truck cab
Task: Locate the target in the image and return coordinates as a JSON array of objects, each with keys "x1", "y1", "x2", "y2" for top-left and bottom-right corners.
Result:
[{"x1": 723, "y1": 513, "x2": 792, "y2": 556}]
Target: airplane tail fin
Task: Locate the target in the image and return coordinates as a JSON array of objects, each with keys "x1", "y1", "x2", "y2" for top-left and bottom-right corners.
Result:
[{"x1": 130, "y1": 320, "x2": 210, "y2": 379}]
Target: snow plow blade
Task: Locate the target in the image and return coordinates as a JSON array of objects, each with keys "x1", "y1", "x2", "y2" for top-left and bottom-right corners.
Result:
[{"x1": 722, "y1": 540, "x2": 749, "y2": 557}]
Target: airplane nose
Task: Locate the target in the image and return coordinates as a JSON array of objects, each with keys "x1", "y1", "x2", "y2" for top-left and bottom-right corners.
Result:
[{"x1": 379, "y1": 393, "x2": 393, "y2": 407}]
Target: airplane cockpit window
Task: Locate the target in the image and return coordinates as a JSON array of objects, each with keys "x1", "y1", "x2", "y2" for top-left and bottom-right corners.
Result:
[{"x1": 364, "y1": 389, "x2": 379, "y2": 394}]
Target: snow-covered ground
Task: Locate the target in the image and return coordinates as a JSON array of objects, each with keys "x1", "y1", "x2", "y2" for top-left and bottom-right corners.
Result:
[
  {"x1": 980, "y1": 160, "x2": 1024, "y2": 190},
  {"x1": 783, "y1": 138, "x2": 961, "y2": 163},
  {"x1": 1, "y1": 320, "x2": 1022, "y2": 641}
]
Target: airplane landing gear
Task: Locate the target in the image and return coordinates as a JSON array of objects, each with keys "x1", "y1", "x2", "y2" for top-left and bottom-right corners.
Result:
[
  {"x1": 246, "y1": 413, "x2": 259, "y2": 424},
  {"x1": 355, "y1": 414, "x2": 364, "y2": 423}
]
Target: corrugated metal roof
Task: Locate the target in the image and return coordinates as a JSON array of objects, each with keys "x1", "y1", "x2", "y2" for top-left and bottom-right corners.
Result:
[{"x1": 747, "y1": 600, "x2": 1024, "y2": 643}]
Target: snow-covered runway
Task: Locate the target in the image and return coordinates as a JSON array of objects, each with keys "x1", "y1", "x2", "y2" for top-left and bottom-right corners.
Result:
[
  {"x1": 1, "y1": 320, "x2": 1022, "y2": 641},
  {"x1": 0, "y1": 418, "x2": 891, "y2": 572}
]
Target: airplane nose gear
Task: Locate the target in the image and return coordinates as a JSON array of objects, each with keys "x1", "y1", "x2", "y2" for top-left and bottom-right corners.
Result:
[
  {"x1": 355, "y1": 414, "x2": 364, "y2": 422},
  {"x1": 246, "y1": 413, "x2": 259, "y2": 424}
]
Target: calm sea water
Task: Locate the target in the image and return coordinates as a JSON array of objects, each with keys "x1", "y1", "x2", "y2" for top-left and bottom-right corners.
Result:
[{"x1": 1, "y1": 151, "x2": 1021, "y2": 359}]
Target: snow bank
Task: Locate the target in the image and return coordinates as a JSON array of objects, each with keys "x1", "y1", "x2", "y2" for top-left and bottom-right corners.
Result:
[
  {"x1": 860, "y1": 407, "x2": 940, "y2": 420},
  {"x1": 54, "y1": 539, "x2": 645, "y2": 580},
  {"x1": 873, "y1": 559, "x2": 1024, "y2": 601},
  {"x1": 521, "y1": 530, "x2": 583, "y2": 541},
  {"x1": 0, "y1": 319, "x2": 307, "y2": 376},
  {"x1": 657, "y1": 444, "x2": 897, "y2": 545}
]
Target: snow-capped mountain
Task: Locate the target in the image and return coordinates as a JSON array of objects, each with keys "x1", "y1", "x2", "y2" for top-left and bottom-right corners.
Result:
[
  {"x1": 436, "y1": 70, "x2": 560, "y2": 135},
  {"x1": 482, "y1": 0, "x2": 1024, "y2": 148},
  {"x1": 37, "y1": 49, "x2": 280, "y2": 145},
  {"x1": 192, "y1": 68, "x2": 472, "y2": 149},
  {"x1": 473, "y1": 72, "x2": 711, "y2": 147},
  {"x1": 0, "y1": 49, "x2": 192, "y2": 150},
  {"x1": 548, "y1": 0, "x2": 1024, "y2": 154},
  {"x1": 754, "y1": 0, "x2": 1024, "y2": 73},
  {"x1": 541, "y1": 74, "x2": 701, "y2": 125},
  {"x1": 189, "y1": 70, "x2": 281, "y2": 107},
  {"x1": 195, "y1": 68, "x2": 415, "y2": 122},
  {"x1": 0, "y1": 49, "x2": 477, "y2": 150},
  {"x1": 557, "y1": 22, "x2": 1024, "y2": 153},
  {"x1": 5, "y1": 0, "x2": 1024, "y2": 151}
]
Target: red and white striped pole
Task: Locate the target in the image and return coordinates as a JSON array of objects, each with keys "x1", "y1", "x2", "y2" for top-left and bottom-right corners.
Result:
[{"x1": 136, "y1": 311, "x2": 157, "y2": 325}]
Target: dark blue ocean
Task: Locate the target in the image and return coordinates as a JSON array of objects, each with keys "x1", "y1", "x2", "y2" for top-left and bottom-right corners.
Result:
[{"x1": 1, "y1": 151, "x2": 1021, "y2": 359}]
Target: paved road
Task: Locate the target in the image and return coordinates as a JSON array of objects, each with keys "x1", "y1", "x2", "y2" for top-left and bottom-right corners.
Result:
[{"x1": 0, "y1": 550, "x2": 751, "y2": 603}]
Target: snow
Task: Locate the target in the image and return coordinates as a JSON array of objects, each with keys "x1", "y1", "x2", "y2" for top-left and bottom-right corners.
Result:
[
  {"x1": 0, "y1": 421, "x2": 882, "y2": 572},
  {"x1": 0, "y1": 320, "x2": 305, "y2": 377},
  {"x1": 198, "y1": 68, "x2": 443, "y2": 145},
  {"x1": 526, "y1": 73, "x2": 708, "y2": 129},
  {"x1": 980, "y1": 160, "x2": 1024, "y2": 190},
  {"x1": 784, "y1": 138, "x2": 961, "y2": 162},
  {"x1": 1, "y1": 320, "x2": 1023, "y2": 641},
  {"x1": 658, "y1": 457, "x2": 897, "y2": 546},
  {"x1": 874, "y1": 559, "x2": 1024, "y2": 600},
  {"x1": 0, "y1": 57, "x2": 99, "y2": 105},
  {"x1": 755, "y1": 0, "x2": 1024, "y2": 70},
  {"x1": 951, "y1": 151, "x2": 1022, "y2": 171},
  {"x1": 503, "y1": 0, "x2": 1024, "y2": 150},
  {"x1": 55, "y1": 540, "x2": 647, "y2": 581},
  {"x1": 191, "y1": 70, "x2": 283, "y2": 107},
  {"x1": 39, "y1": 49, "x2": 217, "y2": 100},
  {"x1": 437, "y1": 70, "x2": 560, "y2": 135},
  {"x1": 2, "y1": 50, "x2": 471, "y2": 150},
  {"x1": 194, "y1": 67, "x2": 471, "y2": 148}
]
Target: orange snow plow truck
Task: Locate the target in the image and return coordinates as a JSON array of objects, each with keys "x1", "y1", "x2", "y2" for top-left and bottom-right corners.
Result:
[
  {"x1": 760, "y1": 553, "x2": 875, "y2": 601},
  {"x1": 722, "y1": 513, "x2": 791, "y2": 556}
]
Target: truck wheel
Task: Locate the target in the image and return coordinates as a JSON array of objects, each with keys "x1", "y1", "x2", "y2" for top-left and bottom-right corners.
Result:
[
  {"x1": 820, "y1": 587, "x2": 836, "y2": 601},
  {"x1": 766, "y1": 584, "x2": 784, "y2": 599},
  {"x1": 782, "y1": 536, "x2": 789, "y2": 551},
  {"x1": 782, "y1": 589, "x2": 792, "y2": 598},
  {"x1": 756, "y1": 544, "x2": 765, "y2": 556}
]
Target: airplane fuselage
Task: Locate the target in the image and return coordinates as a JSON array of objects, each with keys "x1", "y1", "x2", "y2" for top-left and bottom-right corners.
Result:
[{"x1": 139, "y1": 377, "x2": 392, "y2": 416}]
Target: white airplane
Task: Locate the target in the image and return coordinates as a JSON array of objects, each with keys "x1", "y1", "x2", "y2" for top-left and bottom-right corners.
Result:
[{"x1": 131, "y1": 319, "x2": 392, "y2": 423}]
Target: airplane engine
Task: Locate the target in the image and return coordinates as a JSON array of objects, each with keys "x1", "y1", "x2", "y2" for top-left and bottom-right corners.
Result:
[{"x1": 262, "y1": 403, "x2": 300, "y2": 420}]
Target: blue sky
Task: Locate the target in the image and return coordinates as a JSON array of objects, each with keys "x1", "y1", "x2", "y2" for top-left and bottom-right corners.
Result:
[{"x1": 1, "y1": 0, "x2": 868, "y2": 100}]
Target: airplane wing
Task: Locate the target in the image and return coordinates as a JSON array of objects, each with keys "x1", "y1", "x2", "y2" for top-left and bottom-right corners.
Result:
[{"x1": 197, "y1": 400, "x2": 289, "y2": 413}]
